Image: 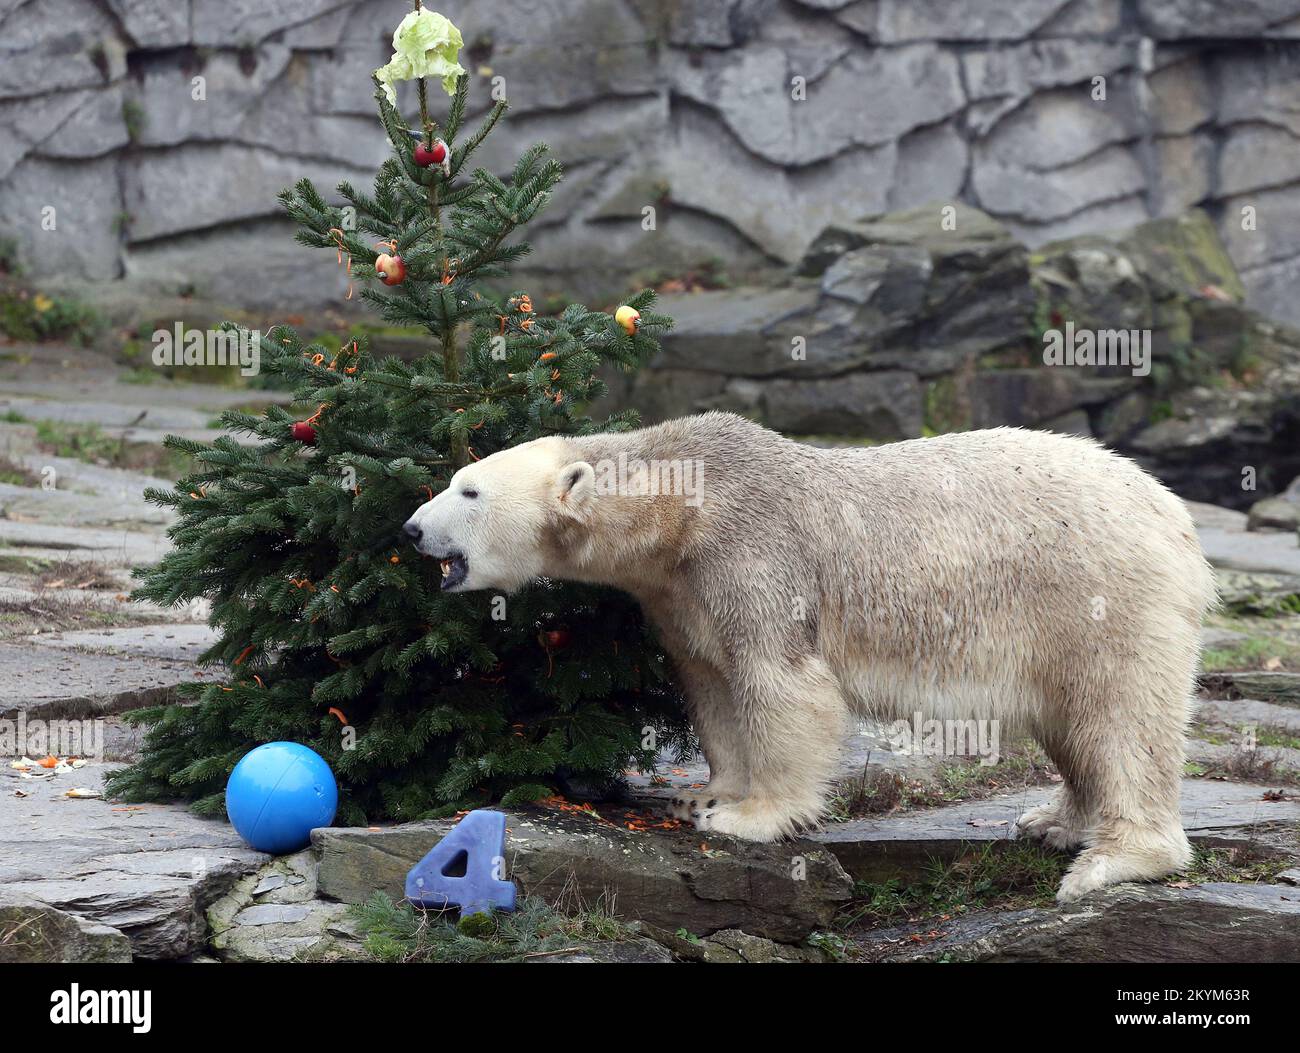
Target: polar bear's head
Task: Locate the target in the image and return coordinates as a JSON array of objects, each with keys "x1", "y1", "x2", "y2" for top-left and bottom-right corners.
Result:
[{"x1": 401, "y1": 437, "x2": 596, "y2": 592}]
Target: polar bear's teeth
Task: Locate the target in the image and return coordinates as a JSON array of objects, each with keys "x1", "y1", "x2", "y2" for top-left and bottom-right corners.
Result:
[{"x1": 440, "y1": 560, "x2": 452, "y2": 577}]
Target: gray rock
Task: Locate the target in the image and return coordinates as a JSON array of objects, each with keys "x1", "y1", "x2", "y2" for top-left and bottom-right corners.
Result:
[
  {"x1": 1198, "y1": 527, "x2": 1300, "y2": 578},
  {"x1": 0, "y1": 156, "x2": 123, "y2": 281},
  {"x1": 650, "y1": 284, "x2": 822, "y2": 379},
  {"x1": 1248, "y1": 477, "x2": 1300, "y2": 532},
  {"x1": 0, "y1": 2, "x2": 118, "y2": 101},
  {"x1": 995, "y1": 883, "x2": 1300, "y2": 963},
  {"x1": 26, "y1": 624, "x2": 216, "y2": 663},
  {"x1": 1213, "y1": 569, "x2": 1300, "y2": 616},
  {"x1": 0, "y1": 520, "x2": 169, "y2": 567},
  {"x1": 1187, "y1": 501, "x2": 1249, "y2": 531},
  {"x1": 970, "y1": 372, "x2": 1132, "y2": 430},
  {"x1": 1198, "y1": 696, "x2": 1300, "y2": 734},
  {"x1": 812, "y1": 778, "x2": 1300, "y2": 883},
  {"x1": 189, "y1": 0, "x2": 358, "y2": 47},
  {"x1": 1038, "y1": 409, "x2": 1093, "y2": 437},
  {"x1": 0, "y1": 639, "x2": 201, "y2": 721},
  {"x1": 1219, "y1": 125, "x2": 1300, "y2": 198},
  {"x1": 635, "y1": 921, "x2": 825, "y2": 962},
  {"x1": 857, "y1": 883, "x2": 1300, "y2": 962},
  {"x1": 972, "y1": 145, "x2": 1146, "y2": 225},
  {"x1": 1136, "y1": 0, "x2": 1300, "y2": 39},
  {"x1": 133, "y1": 45, "x2": 296, "y2": 149},
  {"x1": 40, "y1": 83, "x2": 131, "y2": 161},
  {"x1": 673, "y1": 42, "x2": 964, "y2": 163},
  {"x1": 1202, "y1": 670, "x2": 1300, "y2": 707},
  {"x1": 1, "y1": 393, "x2": 219, "y2": 433},
  {"x1": 863, "y1": 0, "x2": 1094, "y2": 42},
  {"x1": 976, "y1": 84, "x2": 1143, "y2": 172},
  {"x1": 0, "y1": 891, "x2": 132, "y2": 963},
  {"x1": 122, "y1": 144, "x2": 367, "y2": 243},
  {"x1": 1216, "y1": 47, "x2": 1300, "y2": 137},
  {"x1": 734, "y1": 370, "x2": 924, "y2": 438},
  {"x1": 314, "y1": 810, "x2": 854, "y2": 943},
  {"x1": 0, "y1": 764, "x2": 267, "y2": 959},
  {"x1": 106, "y1": 0, "x2": 191, "y2": 47}
]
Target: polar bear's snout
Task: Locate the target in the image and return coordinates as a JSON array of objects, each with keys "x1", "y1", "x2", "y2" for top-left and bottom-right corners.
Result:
[{"x1": 401, "y1": 505, "x2": 471, "y2": 591}]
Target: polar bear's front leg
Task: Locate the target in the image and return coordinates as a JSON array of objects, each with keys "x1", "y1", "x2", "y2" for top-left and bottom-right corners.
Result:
[
  {"x1": 668, "y1": 658, "x2": 748, "y2": 823},
  {"x1": 688, "y1": 655, "x2": 848, "y2": 841}
]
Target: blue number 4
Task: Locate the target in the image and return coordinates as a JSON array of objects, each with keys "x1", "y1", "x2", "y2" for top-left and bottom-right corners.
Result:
[{"x1": 405, "y1": 809, "x2": 517, "y2": 917}]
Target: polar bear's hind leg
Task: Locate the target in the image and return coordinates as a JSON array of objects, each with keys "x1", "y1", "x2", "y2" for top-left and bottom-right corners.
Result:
[{"x1": 1052, "y1": 666, "x2": 1194, "y2": 902}]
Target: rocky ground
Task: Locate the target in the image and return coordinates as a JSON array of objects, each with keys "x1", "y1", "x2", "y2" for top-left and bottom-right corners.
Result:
[{"x1": 2, "y1": 344, "x2": 1299, "y2": 964}]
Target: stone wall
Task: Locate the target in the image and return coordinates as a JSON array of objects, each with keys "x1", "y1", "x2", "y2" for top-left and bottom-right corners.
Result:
[
  {"x1": 2, "y1": 0, "x2": 1300, "y2": 322},
  {"x1": 599, "y1": 206, "x2": 1300, "y2": 509}
]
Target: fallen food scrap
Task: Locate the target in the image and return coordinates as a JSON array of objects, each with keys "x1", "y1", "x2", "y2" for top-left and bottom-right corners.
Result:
[
  {"x1": 535, "y1": 795, "x2": 617, "y2": 826},
  {"x1": 622, "y1": 809, "x2": 682, "y2": 832}
]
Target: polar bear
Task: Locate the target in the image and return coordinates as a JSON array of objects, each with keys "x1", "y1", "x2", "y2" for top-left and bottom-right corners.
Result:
[{"x1": 402, "y1": 412, "x2": 1215, "y2": 902}]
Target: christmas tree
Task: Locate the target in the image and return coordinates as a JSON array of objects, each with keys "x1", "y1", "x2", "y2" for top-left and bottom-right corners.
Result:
[{"x1": 106, "y1": 5, "x2": 689, "y2": 824}]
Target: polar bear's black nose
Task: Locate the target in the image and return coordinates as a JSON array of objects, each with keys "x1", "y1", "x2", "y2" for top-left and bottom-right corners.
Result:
[{"x1": 403, "y1": 521, "x2": 422, "y2": 543}]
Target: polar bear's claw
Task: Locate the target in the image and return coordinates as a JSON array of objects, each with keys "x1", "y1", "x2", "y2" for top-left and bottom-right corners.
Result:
[
  {"x1": 1017, "y1": 800, "x2": 1086, "y2": 851},
  {"x1": 667, "y1": 794, "x2": 720, "y2": 823},
  {"x1": 677, "y1": 796, "x2": 819, "y2": 841}
]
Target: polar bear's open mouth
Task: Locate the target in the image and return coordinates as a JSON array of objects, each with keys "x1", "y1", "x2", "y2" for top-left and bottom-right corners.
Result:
[{"x1": 437, "y1": 552, "x2": 468, "y2": 590}]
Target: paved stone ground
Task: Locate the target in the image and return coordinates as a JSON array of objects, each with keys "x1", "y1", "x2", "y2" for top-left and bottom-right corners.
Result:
[{"x1": 1, "y1": 351, "x2": 1298, "y2": 961}]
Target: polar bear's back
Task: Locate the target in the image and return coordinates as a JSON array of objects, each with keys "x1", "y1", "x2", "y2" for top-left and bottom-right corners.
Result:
[{"x1": 659, "y1": 413, "x2": 1214, "y2": 676}]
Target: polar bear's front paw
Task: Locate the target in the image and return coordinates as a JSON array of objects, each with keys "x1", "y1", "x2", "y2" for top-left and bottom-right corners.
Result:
[
  {"x1": 668, "y1": 791, "x2": 736, "y2": 824},
  {"x1": 681, "y1": 796, "x2": 818, "y2": 842}
]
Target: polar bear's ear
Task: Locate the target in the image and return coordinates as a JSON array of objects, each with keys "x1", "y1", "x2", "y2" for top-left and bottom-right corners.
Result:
[{"x1": 556, "y1": 460, "x2": 596, "y2": 517}]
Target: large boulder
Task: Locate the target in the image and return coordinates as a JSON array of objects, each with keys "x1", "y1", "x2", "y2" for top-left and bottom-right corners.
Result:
[
  {"x1": 605, "y1": 204, "x2": 1300, "y2": 512},
  {"x1": 0, "y1": 892, "x2": 132, "y2": 963},
  {"x1": 1248, "y1": 475, "x2": 1300, "y2": 532},
  {"x1": 603, "y1": 203, "x2": 1032, "y2": 439},
  {"x1": 314, "y1": 809, "x2": 854, "y2": 944},
  {"x1": 857, "y1": 882, "x2": 1300, "y2": 963}
]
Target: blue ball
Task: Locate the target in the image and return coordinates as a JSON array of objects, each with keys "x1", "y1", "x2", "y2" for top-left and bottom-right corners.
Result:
[{"x1": 225, "y1": 742, "x2": 338, "y2": 854}]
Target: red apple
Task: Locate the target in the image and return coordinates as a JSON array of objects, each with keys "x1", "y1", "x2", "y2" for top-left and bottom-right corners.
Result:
[
  {"x1": 413, "y1": 140, "x2": 447, "y2": 167},
  {"x1": 376, "y1": 253, "x2": 407, "y2": 286}
]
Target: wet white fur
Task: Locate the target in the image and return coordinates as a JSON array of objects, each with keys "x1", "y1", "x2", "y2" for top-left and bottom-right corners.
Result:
[{"x1": 405, "y1": 413, "x2": 1216, "y2": 902}]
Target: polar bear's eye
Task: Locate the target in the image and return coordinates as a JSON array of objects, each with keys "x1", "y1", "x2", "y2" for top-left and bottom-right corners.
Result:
[{"x1": 462, "y1": 488, "x2": 479, "y2": 499}]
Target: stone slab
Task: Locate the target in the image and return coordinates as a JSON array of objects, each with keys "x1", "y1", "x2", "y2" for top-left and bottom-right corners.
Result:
[
  {"x1": 812, "y1": 778, "x2": 1300, "y2": 882},
  {"x1": 0, "y1": 640, "x2": 202, "y2": 720},
  {"x1": 29, "y1": 623, "x2": 217, "y2": 663},
  {"x1": 314, "y1": 809, "x2": 854, "y2": 944},
  {"x1": 0, "y1": 763, "x2": 266, "y2": 959},
  {"x1": 1199, "y1": 526, "x2": 1300, "y2": 577},
  {"x1": 1198, "y1": 696, "x2": 1300, "y2": 734},
  {"x1": 0, "y1": 520, "x2": 169, "y2": 566},
  {"x1": 856, "y1": 882, "x2": 1300, "y2": 962},
  {"x1": 1202, "y1": 670, "x2": 1300, "y2": 707},
  {"x1": 0, "y1": 891, "x2": 133, "y2": 963}
]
